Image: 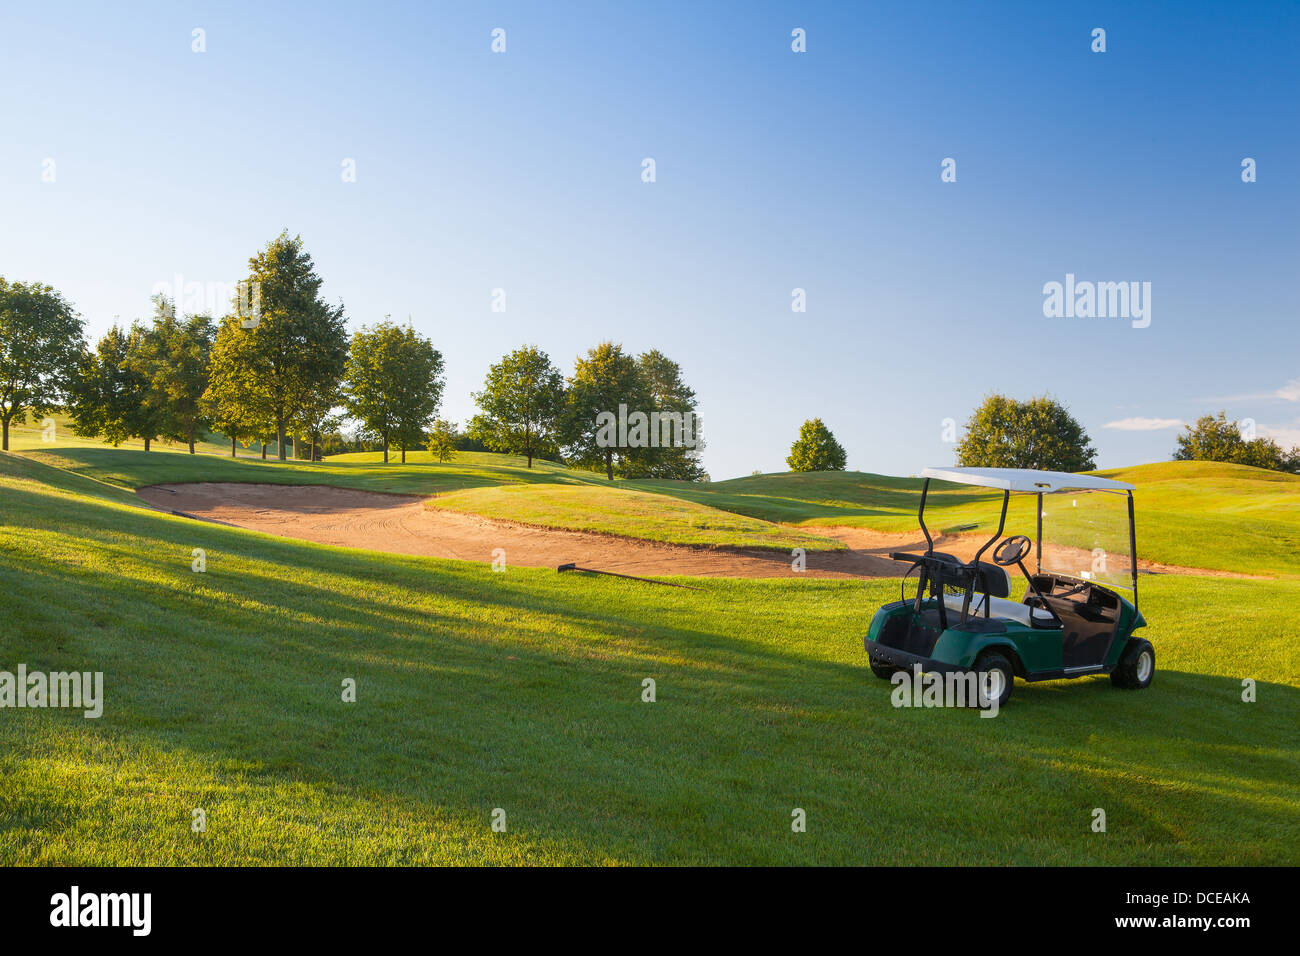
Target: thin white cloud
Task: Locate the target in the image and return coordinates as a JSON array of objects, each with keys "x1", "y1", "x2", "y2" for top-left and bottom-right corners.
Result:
[
  {"x1": 1103, "y1": 417, "x2": 1185, "y2": 431},
  {"x1": 1191, "y1": 377, "x2": 1300, "y2": 404},
  {"x1": 1259, "y1": 421, "x2": 1300, "y2": 448}
]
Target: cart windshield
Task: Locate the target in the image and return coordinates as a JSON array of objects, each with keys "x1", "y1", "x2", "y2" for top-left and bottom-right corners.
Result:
[{"x1": 1038, "y1": 488, "x2": 1134, "y2": 591}]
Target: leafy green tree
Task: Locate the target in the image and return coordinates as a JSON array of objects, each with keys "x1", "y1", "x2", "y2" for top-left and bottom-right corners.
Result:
[
  {"x1": 390, "y1": 329, "x2": 445, "y2": 463},
  {"x1": 238, "y1": 232, "x2": 348, "y2": 460},
  {"x1": 561, "y1": 342, "x2": 650, "y2": 481},
  {"x1": 427, "y1": 418, "x2": 458, "y2": 462},
  {"x1": 292, "y1": 399, "x2": 340, "y2": 462},
  {"x1": 344, "y1": 321, "x2": 445, "y2": 464},
  {"x1": 624, "y1": 349, "x2": 705, "y2": 480},
  {"x1": 135, "y1": 297, "x2": 215, "y2": 453},
  {"x1": 955, "y1": 394, "x2": 1096, "y2": 471},
  {"x1": 1174, "y1": 411, "x2": 1299, "y2": 474},
  {"x1": 203, "y1": 316, "x2": 272, "y2": 457},
  {"x1": 68, "y1": 323, "x2": 166, "y2": 449},
  {"x1": 67, "y1": 327, "x2": 132, "y2": 446},
  {"x1": 469, "y1": 345, "x2": 565, "y2": 467},
  {"x1": 1174, "y1": 411, "x2": 1244, "y2": 463},
  {"x1": 0, "y1": 278, "x2": 84, "y2": 451},
  {"x1": 786, "y1": 417, "x2": 847, "y2": 472}
]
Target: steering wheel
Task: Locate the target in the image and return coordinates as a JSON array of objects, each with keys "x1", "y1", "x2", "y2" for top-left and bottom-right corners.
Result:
[
  {"x1": 993, "y1": 535, "x2": 1032, "y2": 567},
  {"x1": 1048, "y1": 581, "x2": 1091, "y2": 599}
]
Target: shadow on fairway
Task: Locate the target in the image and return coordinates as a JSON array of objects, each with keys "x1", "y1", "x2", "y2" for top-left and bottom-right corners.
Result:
[{"x1": 3, "y1": 464, "x2": 1299, "y2": 866}]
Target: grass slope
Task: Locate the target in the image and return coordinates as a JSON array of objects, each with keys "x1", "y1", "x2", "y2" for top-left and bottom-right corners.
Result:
[
  {"x1": 1, "y1": 451, "x2": 1298, "y2": 865},
  {"x1": 6, "y1": 413, "x2": 254, "y2": 459}
]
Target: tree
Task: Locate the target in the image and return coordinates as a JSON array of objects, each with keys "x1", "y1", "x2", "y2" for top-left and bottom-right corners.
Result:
[
  {"x1": 955, "y1": 394, "x2": 1097, "y2": 472},
  {"x1": 561, "y1": 342, "x2": 649, "y2": 481},
  {"x1": 786, "y1": 418, "x2": 847, "y2": 471},
  {"x1": 427, "y1": 418, "x2": 458, "y2": 462},
  {"x1": 203, "y1": 316, "x2": 272, "y2": 457},
  {"x1": 0, "y1": 278, "x2": 84, "y2": 451},
  {"x1": 469, "y1": 345, "x2": 565, "y2": 467},
  {"x1": 135, "y1": 297, "x2": 215, "y2": 453},
  {"x1": 238, "y1": 232, "x2": 348, "y2": 460},
  {"x1": 344, "y1": 321, "x2": 445, "y2": 464},
  {"x1": 67, "y1": 323, "x2": 166, "y2": 449},
  {"x1": 1174, "y1": 411, "x2": 1300, "y2": 474},
  {"x1": 626, "y1": 349, "x2": 705, "y2": 480},
  {"x1": 293, "y1": 402, "x2": 340, "y2": 462}
]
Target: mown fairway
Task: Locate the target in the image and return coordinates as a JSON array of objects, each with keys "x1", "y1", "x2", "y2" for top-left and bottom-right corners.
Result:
[{"x1": 1, "y1": 449, "x2": 1297, "y2": 865}]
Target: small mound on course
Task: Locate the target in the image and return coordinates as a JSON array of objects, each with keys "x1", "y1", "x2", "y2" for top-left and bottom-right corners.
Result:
[{"x1": 424, "y1": 483, "x2": 843, "y2": 550}]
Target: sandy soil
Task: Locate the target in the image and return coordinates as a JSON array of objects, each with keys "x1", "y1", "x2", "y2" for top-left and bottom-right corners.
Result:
[{"x1": 135, "y1": 482, "x2": 1253, "y2": 580}]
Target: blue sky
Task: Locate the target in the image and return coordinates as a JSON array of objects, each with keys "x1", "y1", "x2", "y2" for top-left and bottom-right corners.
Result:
[{"x1": 2, "y1": 1, "x2": 1296, "y2": 479}]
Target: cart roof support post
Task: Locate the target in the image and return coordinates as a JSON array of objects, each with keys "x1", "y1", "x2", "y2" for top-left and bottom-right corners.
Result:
[
  {"x1": 972, "y1": 490, "x2": 1010, "y2": 567},
  {"x1": 918, "y1": 477, "x2": 933, "y2": 554},
  {"x1": 1128, "y1": 490, "x2": 1139, "y2": 613}
]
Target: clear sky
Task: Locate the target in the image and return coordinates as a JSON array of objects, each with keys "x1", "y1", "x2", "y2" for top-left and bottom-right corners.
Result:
[{"x1": 2, "y1": 1, "x2": 1296, "y2": 479}]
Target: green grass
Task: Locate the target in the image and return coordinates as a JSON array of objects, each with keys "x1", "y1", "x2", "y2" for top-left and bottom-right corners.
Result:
[
  {"x1": 5, "y1": 413, "x2": 239, "y2": 458},
  {"x1": 1, "y1": 449, "x2": 1298, "y2": 865},
  {"x1": 20, "y1": 443, "x2": 580, "y2": 497}
]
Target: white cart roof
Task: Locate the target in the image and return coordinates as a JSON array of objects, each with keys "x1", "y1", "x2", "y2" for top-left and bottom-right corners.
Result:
[{"x1": 920, "y1": 467, "x2": 1135, "y2": 493}]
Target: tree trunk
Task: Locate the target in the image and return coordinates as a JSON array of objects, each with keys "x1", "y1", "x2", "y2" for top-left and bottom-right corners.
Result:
[
  {"x1": 144, "y1": 437, "x2": 151, "y2": 452},
  {"x1": 1, "y1": 417, "x2": 8, "y2": 452},
  {"x1": 231, "y1": 436, "x2": 237, "y2": 458},
  {"x1": 188, "y1": 424, "x2": 196, "y2": 454},
  {"x1": 311, "y1": 438, "x2": 317, "y2": 462},
  {"x1": 383, "y1": 436, "x2": 389, "y2": 464},
  {"x1": 261, "y1": 443, "x2": 268, "y2": 460},
  {"x1": 401, "y1": 446, "x2": 406, "y2": 464},
  {"x1": 277, "y1": 416, "x2": 287, "y2": 461},
  {"x1": 605, "y1": 450, "x2": 613, "y2": 481}
]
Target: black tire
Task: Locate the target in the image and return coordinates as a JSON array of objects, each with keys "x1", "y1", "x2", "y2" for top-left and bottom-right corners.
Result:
[
  {"x1": 869, "y1": 658, "x2": 898, "y2": 680},
  {"x1": 973, "y1": 652, "x2": 1014, "y2": 709},
  {"x1": 1111, "y1": 639, "x2": 1155, "y2": 690}
]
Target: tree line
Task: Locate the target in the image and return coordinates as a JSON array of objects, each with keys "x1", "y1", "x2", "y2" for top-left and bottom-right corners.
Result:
[
  {"x1": 0, "y1": 233, "x2": 705, "y2": 479},
  {"x1": 14, "y1": 235, "x2": 1288, "y2": 479}
]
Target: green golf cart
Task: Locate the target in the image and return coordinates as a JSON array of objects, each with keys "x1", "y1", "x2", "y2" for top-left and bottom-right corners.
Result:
[{"x1": 864, "y1": 467, "x2": 1153, "y2": 707}]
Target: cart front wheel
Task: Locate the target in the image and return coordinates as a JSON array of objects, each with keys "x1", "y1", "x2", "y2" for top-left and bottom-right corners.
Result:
[
  {"x1": 1111, "y1": 639, "x2": 1155, "y2": 690},
  {"x1": 973, "y1": 652, "x2": 1014, "y2": 709}
]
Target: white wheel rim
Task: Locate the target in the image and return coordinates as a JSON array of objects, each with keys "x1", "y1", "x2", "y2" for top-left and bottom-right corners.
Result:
[
  {"x1": 1136, "y1": 651, "x2": 1152, "y2": 682},
  {"x1": 982, "y1": 670, "x2": 1004, "y2": 702}
]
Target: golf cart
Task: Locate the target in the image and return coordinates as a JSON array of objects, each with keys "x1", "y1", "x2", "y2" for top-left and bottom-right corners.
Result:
[{"x1": 864, "y1": 467, "x2": 1153, "y2": 707}]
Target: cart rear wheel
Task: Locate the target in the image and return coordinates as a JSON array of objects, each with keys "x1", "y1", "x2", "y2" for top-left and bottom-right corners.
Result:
[
  {"x1": 1111, "y1": 639, "x2": 1155, "y2": 690},
  {"x1": 869, "y1": 658, "x2": 898, "y2": 680}
]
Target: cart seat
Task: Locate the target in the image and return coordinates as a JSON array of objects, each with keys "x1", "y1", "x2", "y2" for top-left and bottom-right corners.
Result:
[{"x1": 942, "y1": 592, "x2": 1058, "y2": 627}]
